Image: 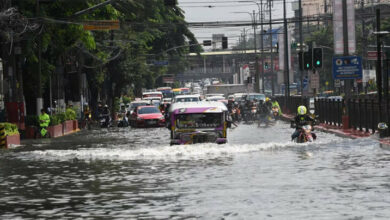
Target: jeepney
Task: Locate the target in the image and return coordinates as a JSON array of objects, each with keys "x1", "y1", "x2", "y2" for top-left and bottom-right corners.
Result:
[{"x1": 168, "y1": 101, "x2": 228, "y2": 145}]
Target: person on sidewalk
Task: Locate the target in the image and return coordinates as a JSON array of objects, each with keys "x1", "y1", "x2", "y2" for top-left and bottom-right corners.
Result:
[
  {"x1": 39, "y1": 108, "x2": 50, "y2": 137},
  {"x1": 291, "y1": 105, "x2": 315, "y2": 140}
]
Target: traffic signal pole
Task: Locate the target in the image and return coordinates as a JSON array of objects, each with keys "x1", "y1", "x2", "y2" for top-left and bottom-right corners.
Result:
[
  {"x1": 283, "y1": 0, "x2": 290, "y2": 99},
  {"x1": 299, "y1": 0, "x2": 303, "y2": 96},
  {"x1": 268, "y1": 0, "x2": 274, "y2": 96},
  {"x1": 260, "y1": 0, "x2": 265, "y2": 94}
]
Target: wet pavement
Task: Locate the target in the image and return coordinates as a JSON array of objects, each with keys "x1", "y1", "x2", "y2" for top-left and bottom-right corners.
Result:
[{"x1": 0, "y1": 121, "x2": 389, "y2": 219}]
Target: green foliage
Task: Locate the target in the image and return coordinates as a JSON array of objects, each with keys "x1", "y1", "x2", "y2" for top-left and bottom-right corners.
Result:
[
  {"x1": 65, "y1": 108, "x2": 76, "y2": 121},
  {"x1": 49, "y1": 115, "x2": 62, "y2": 126},
  {"x1": 12, "y1": 0, "x2": 199, "y2": 110},
  {"x1": 122, "y1": 96, "x2": 131, "y2": 104},
  {"x1": 56, "y1": 113, "x2": 66, "y2": 123},
  {"x1": 113, "y1": 97, "x2": 120, "y2": 113},
  {"x1": 0, "y1": 123, "x2": 19, "y2": 136}
]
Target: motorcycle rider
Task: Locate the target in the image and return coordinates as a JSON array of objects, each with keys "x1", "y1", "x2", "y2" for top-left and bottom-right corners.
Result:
[
  {"x1": 270, "y1": 97, "x2": 282, "y2": 116},
  {"x1": 291, "y1": 105, "x2": 316, "y2": 140},
  {"x1": 100, "y1": 105, "x2": 111, "y2": 127},
  {"x1": 39, "y1": 108, "x2": 50, "y2": 137},
  {"x1": 265, "y1": 97, "x2": 272, "y2": 111},
  {"x1": 257, "y1": 100, "x2": 270, "y2": 126}
]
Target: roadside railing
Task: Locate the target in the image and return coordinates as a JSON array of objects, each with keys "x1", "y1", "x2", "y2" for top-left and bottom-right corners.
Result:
[
  {"x1": 275, "y1": 96, "x2": 309, "y2": 115},
  {"x1": 280, "y1": 95, "x2": 390, "y2": 137}
]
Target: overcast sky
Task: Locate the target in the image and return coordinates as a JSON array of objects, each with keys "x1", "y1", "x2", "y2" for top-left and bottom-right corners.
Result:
[{"x1": 178, "y1": 0, "x2": 295, "y2": 48}]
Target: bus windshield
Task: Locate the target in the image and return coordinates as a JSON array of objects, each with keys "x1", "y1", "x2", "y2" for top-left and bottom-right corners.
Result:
[{"x1": 176, "y1": 113, "x2": 222, "y2": 128}]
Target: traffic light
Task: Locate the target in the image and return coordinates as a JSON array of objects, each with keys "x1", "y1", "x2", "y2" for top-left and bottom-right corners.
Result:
[
  {"x1": 222, "y1": 37, "x2": 228, "y2": 49},
  {"x1": 313, "y1": 48, "x2": 323, "y2": 68},
  {"x1": 247, "y1": 76, "x2": 252, "y2": 83},
  {"x1": 298, "y1": 51, "x2": 303, "y2": 71},
  {"x1": 264, "y1": 62, "x2": 269, "y2": 70},
  {"x1": 303, "y1": 49, "x2": 312, "y2": 70}
]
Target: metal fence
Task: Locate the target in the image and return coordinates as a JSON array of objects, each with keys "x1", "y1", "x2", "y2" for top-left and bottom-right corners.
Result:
[{"x1": 278, "y1": 96, "x2": 390, "y2": 136}]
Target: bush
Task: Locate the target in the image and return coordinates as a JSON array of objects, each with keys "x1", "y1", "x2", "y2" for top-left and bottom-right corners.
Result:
[
  {"x1": 0, "y1": 123, "x2": 19, "y2": 136},
  {"x1": 50, "y1": 115, "x2": 61, "y2": 126},
  {"x1": 25, "y1": 115, "x2": 39, "y2": 127},
  {"x1": 56, "y1": 113, "x2": 66, "y2": 123},
  {"x1": 65, "y1": 108, "x2": 76, "y2": 121}
]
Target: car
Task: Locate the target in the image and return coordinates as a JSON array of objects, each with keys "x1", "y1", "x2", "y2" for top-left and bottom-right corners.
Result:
[
  {"x1": 205, "y1": 96, "x2": 225, "y2": 101},
  {"x1": 243, "y1": 93, "x2": 266, "y2": 102},
  {"x1": 130, "y1": 106, "x2": 165, "y2": 128},
  {"x1": 205, "y1": 93, "x2": 224, "y2": 98},
  {"x1": 173, "y1": 94, "x2": 201, "y2": 103},
  {"x1": 129, "y1": 100, "x2": 151, "y2": 114}
]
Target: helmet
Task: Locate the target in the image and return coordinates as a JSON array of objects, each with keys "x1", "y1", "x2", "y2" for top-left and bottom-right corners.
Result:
[
  {"x1": 265, "y1": 97, "x2": 270, "y2": 102},
  {"x1": 297, "y1": 105, "x2": 307, "y2": 115}
]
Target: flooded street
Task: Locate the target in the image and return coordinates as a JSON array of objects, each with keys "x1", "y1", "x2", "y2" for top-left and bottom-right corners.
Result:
[{"x1": 0, "y1": 122, "x2": 389, "y2": 219}]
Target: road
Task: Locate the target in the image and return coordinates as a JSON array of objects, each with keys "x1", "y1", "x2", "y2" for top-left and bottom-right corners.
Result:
[{"x1": 0, "y1": 121, "x2": 389, "y2": 219}]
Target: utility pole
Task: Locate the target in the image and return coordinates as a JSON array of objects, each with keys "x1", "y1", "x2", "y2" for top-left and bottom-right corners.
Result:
[
  {"x1": 342, "y1": 0, "x2": 351, "y2": 99},
  {"x1": 260, "y1": 0, "x2": 265, "y2": 93},
  {"x1": 253, "y1": 10, "x2": 260, "y2": 93},
  {"x1": 361, "y1": 0, "x2": 367, "y2": 94},
  {"x1": 376, "y1": 9, "x2": 382, "y2": 105},
  {"x1": 283, "y1": 0, "x2": 290, "y2": 99},
  {"x1": 269, "y1": 0, "x2": 274, "y2": 96},
  {"x1": 36, "y1": 0, "x2": 43, "y2": 115},
  {"x1": 299, "y1": 0, "x2": 303, "y2": 96}
]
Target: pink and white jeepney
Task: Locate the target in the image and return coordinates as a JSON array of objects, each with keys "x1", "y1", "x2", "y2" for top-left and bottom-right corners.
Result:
[{"x1": 168, "y1": 101, "x2": 228, "y2": 145}]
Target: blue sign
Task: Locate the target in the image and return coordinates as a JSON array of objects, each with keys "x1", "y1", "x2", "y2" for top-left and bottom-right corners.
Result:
[
  {"x1": 332, "y1": 56, "x2": 362, "y2": 79},
  {"x1": 302, "y1": 76, "x2": 309, "y2": 91}
]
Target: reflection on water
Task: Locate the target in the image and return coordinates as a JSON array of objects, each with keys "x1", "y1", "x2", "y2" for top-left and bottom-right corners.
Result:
[{"x1": 0, "y1": 123, "x2": 389, "y2": 219}]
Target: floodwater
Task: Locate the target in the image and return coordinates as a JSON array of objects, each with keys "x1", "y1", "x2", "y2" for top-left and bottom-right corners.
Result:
[{"x1": 0, "y1": 121, "x2": 389, "y2": 219}]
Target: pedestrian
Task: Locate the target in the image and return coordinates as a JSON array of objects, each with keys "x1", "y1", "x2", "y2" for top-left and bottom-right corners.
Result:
[{"x1": 39, "y1": 108, "x2": 50, "y2": 137}]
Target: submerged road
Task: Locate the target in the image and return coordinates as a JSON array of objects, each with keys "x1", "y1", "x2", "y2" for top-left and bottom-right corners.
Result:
[{"x1": 0, "y1": 121, "x2": 389, "y2": 219}]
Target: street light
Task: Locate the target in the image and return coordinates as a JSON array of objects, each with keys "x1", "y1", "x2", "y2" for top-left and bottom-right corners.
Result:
[
  {"x1": 238, "y1": 0, "x2": 267, "y2": 93},
  {"x1": 231, "y1": 11, "x2": 261, "y2": 92}
]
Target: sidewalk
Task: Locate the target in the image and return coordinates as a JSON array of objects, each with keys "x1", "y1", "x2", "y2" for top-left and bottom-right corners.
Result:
[{"x1": 281, "y1": 114, "x2": 374, "y2": 140}]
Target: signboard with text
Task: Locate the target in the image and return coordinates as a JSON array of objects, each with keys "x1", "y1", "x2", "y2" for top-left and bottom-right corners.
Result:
[{"x1": 332, "y1": 56, "x2": 362, "y2": 79}]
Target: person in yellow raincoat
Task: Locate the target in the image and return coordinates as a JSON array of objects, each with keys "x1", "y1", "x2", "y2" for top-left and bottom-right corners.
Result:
[{"x1": 39, "y1": 108, "x2": 50, "y2": 137}]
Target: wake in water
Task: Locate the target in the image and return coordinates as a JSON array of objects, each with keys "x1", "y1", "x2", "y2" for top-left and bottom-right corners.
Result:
[{"x1": 17, "y1": 131, "x2": 345, "y2": 162}]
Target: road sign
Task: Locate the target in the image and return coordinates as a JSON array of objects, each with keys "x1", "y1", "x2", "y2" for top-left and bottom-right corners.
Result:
[
  {"x1": 163, "y1": 75, "x2": 174, "y2": 84},
  {"x1": 332, "y1": 56, "x2": 362, "y2": 79},
  {"x1": 367, "y1": 51, "x2": 386, "y2": 61},
  {"x1": 303, "y1": 76, "x2": 309, "y2": 91},
  {"x1": 83, "y1": 20, "x2": 119, "y2": 31}
]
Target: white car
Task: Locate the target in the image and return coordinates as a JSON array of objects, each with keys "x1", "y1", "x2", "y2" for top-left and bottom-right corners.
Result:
[
  {"x1": 205, "y1": 96, "x2": 225, "y2": 101},
  {"x1": 173, "y1": 94, "x2": 201, "y2": 103}
]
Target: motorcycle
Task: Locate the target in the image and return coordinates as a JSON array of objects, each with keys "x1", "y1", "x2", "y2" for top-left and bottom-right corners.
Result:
[
  {"x1": 117, "y1": 114, "x2": 129, "y2": 127},
  {"x1": 99, "y1": 114, "x2": 111, "y2": 128},
  {"x1": 294, "y1": 124, "x2": 316, "y2": 143},
  {"x1": 231, "y1": 108, "x2": 241, "y2": 122}
]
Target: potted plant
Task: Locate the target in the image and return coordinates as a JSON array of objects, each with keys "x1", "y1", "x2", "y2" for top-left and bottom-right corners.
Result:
[{"x1": 1, "y1": 122, "x2": 20, "y2": 148}]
